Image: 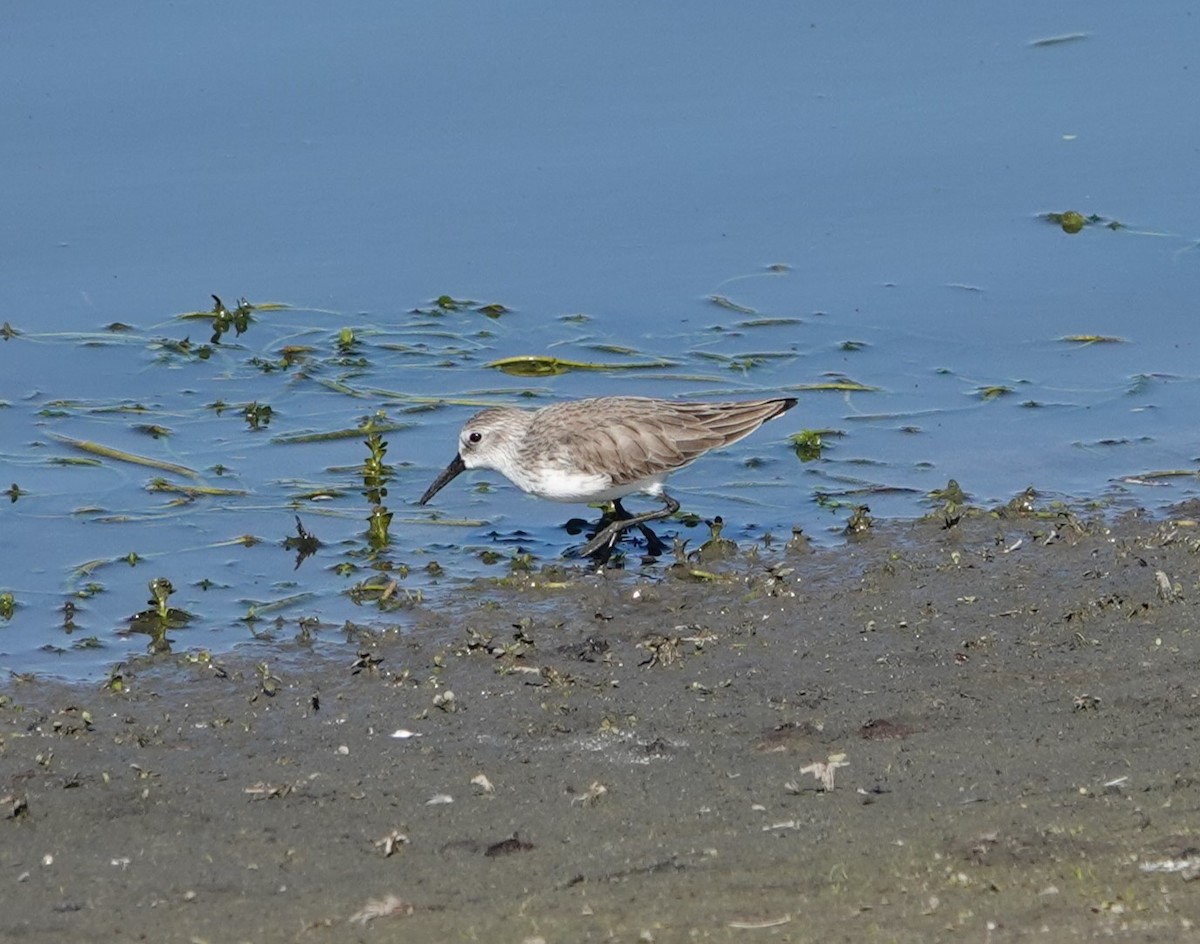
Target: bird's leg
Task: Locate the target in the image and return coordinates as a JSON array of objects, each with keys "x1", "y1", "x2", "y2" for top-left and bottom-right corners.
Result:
[
  {"x1": 622, "y1": 501, "x2": 668, "y2": 557},
  {"x1": 579, "y1": 494, "x2": 680, "y2": 559},
  {"x1": 574, "y1": 502, "x2": 625, "y2": 564},
  {"x1": 634, "y1": 520, "x2": 668, "y2": 557},
  {"x1": 597, "y1": 499, "x2": 668, "y2": 557}
]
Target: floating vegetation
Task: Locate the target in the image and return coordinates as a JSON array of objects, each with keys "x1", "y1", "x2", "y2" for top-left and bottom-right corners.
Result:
[
  {"x1": 283, "y1": 516, "x2": 322, "y2": 569},
  {"x1": 1122, "y1": 469, "x2": 1200, "y2": 486},
  {"x1": 311, "y1": 377, "x2": 499, "y2": 406},
  {"x1": 133, "y1": 424, "x2": 172, "y2": 438},
  {"x1": 148, "y1": 577, "x2": 174, "y2": 620},
  {"x1": 177, "y1": 295, "x2": 285, "y2": 329},
  {"x1": 362, "y1": 432, "x2": 391, "y2": 503},
  {"x1": 124, "y1": 577, "x2": 193, "y2": 653},
  {"x1": 927, "y1": 479, "x2": 967, "y2": 528},
  {"x1": 39, "y1": 402, "x2": 81, "y2": 418},
  {"x1": 975, "y1": 385, "x2": 1014, "y2": 401},
  {"x1": 239, "y1": 592, "x2": 318, "y2": 617},
  {"x1": 787, "y1": 378, "x2": 877, "y2": 393},
  {"x1": 693, "y1": 517, "x2": 737, "y2": 563},
  {"x1": 1059, "y1": 334, "x2": 1126, "y2": 345},
  {"x1": 49, "y1": 434, "x2": 202, "y2": 480},
  {"x1": 145, "y1": 479, "x2": 248, "y2": 498},
  {"x1": 207, "y1": 295, "x2": 254, "y2": 344},
  {"x1": 359, "y1": 431, "x2": 395, "y2": 553},
  {"x1": 149, "y1": 336, "x2": 213, "y2": 361},
  {"x1": 243, "y1": 401, "x2": 273, "y2": 430},
  {"x1": 347, "y1": 575, "x2": 422, "y2": 609},
  {"x1": 366, "y1": 504, "x2": 393, "y2": 549},
  {"x1": 279, "y1": 344, "x2": 314, "y2": 367},
  {"x1": 844, "y1": 504, "x2": 873, "y2": 535},
  {"x1": 815, "y1": 481, "x2": 920, "y2": 507},
  {"x1": 1125, "y1": 373, "x2": 1179, "y2": 395},
  {"x1": 1059, "y1": 211, "x2": 1086, "y2": 234},
  {"x1": 738, "y1": 317, "x2": 804, "y2": 328},
  {"x1": 587, "y1": 343, "x2": 646, "y2": 356},
  {"x1": 927, "y1": 479, "x2": 967, "y2": 505},
  {"x1": 1042, "y1": 210, "x2": 1124, "y2": 233},
  {"x1": 708, "y1": 295, "x2": 758, "y2": 315},
  {"x1": 997, "y1": 486, "x2": 1061, "y2": 518},
  {"x1": 91, "y1": 403, "x2": 156, "y2": 416},
  {"x1": 165, "y1": 296, "x2": 287, "y2": 358},
  {"x1": 790, "y1": 429, "x2": 828, "y2": 462},
  {"x1": 486, "y1": 354, "x2": 677, "y2": 377},
  {"x1": 1, "y1": 321, "x2": 19, "y2": 340},
  {"x1": 411, "y1": 295, "x2": 510, "y2": 318},
  {"x1": 271, "y1": 420, "x2": 414, "y2": 445},
  {"x1": 0, "y1": 592, "x2": 14, "y2": 620},
  {"x1": 1029, "y1": 32, "x2": 1089, "y2": 47},
  {"x1": 692, "y1": 351, "x2": 797, "y2": 374}
]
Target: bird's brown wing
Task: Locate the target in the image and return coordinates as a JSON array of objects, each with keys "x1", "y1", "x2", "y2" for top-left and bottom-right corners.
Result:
[{"x1": 526, "y1": 397, "x2": 795, "y2": 489}]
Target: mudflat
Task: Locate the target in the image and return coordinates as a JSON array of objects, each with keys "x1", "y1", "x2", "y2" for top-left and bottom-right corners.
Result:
[{"x1": 4, "y1": 508, "x2": 1200, "y2": 942}]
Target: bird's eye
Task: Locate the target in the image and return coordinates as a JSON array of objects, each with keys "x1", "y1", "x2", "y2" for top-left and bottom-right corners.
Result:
[{"x1": 467, "y1": 431, "x2": 483, "y2": 444}]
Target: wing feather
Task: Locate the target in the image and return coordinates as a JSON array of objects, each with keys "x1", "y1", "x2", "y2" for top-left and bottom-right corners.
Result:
[{"x1": 522, "y1": 397, "x2": 795, "y2": 489}]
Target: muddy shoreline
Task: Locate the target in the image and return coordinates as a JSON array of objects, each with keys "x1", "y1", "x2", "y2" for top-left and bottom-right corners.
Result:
[{"x1": 4, "y1": 508, "x2": 1200, "y2": 942}]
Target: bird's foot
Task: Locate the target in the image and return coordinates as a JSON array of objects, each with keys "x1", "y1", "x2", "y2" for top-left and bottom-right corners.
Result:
[{"x1": 576, "y1": 521, "x2": 624, "y2": 559}]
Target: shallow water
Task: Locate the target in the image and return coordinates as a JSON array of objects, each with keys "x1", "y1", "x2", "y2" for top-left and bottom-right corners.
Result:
[{"x1": 2, "y1": 2, "x2": 1198, "y2": 677}]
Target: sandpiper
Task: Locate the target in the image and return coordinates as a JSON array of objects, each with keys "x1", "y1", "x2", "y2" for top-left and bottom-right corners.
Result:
[{"x1": 418, "y1": 395, "x2": 797, "y2": 557}]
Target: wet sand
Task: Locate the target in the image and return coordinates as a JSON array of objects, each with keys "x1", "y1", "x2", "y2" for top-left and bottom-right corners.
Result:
[{"x1": 4, "y1": 507, "x2": 1200, "y2": 942}]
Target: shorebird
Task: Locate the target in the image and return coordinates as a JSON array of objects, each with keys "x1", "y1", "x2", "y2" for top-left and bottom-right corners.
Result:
[{"x1": 418, "y1": 395, "x2": 796, "y2": 557}]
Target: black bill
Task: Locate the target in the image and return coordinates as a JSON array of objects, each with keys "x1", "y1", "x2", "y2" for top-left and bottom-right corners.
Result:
[{"x1": 418, "y1": 453, "x2": 466, "y2": 505}]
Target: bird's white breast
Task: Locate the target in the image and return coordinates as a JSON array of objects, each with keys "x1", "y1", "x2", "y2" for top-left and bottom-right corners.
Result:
[{"x1": 509, "y1": 465, "x2": 666, "y2": 503}]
